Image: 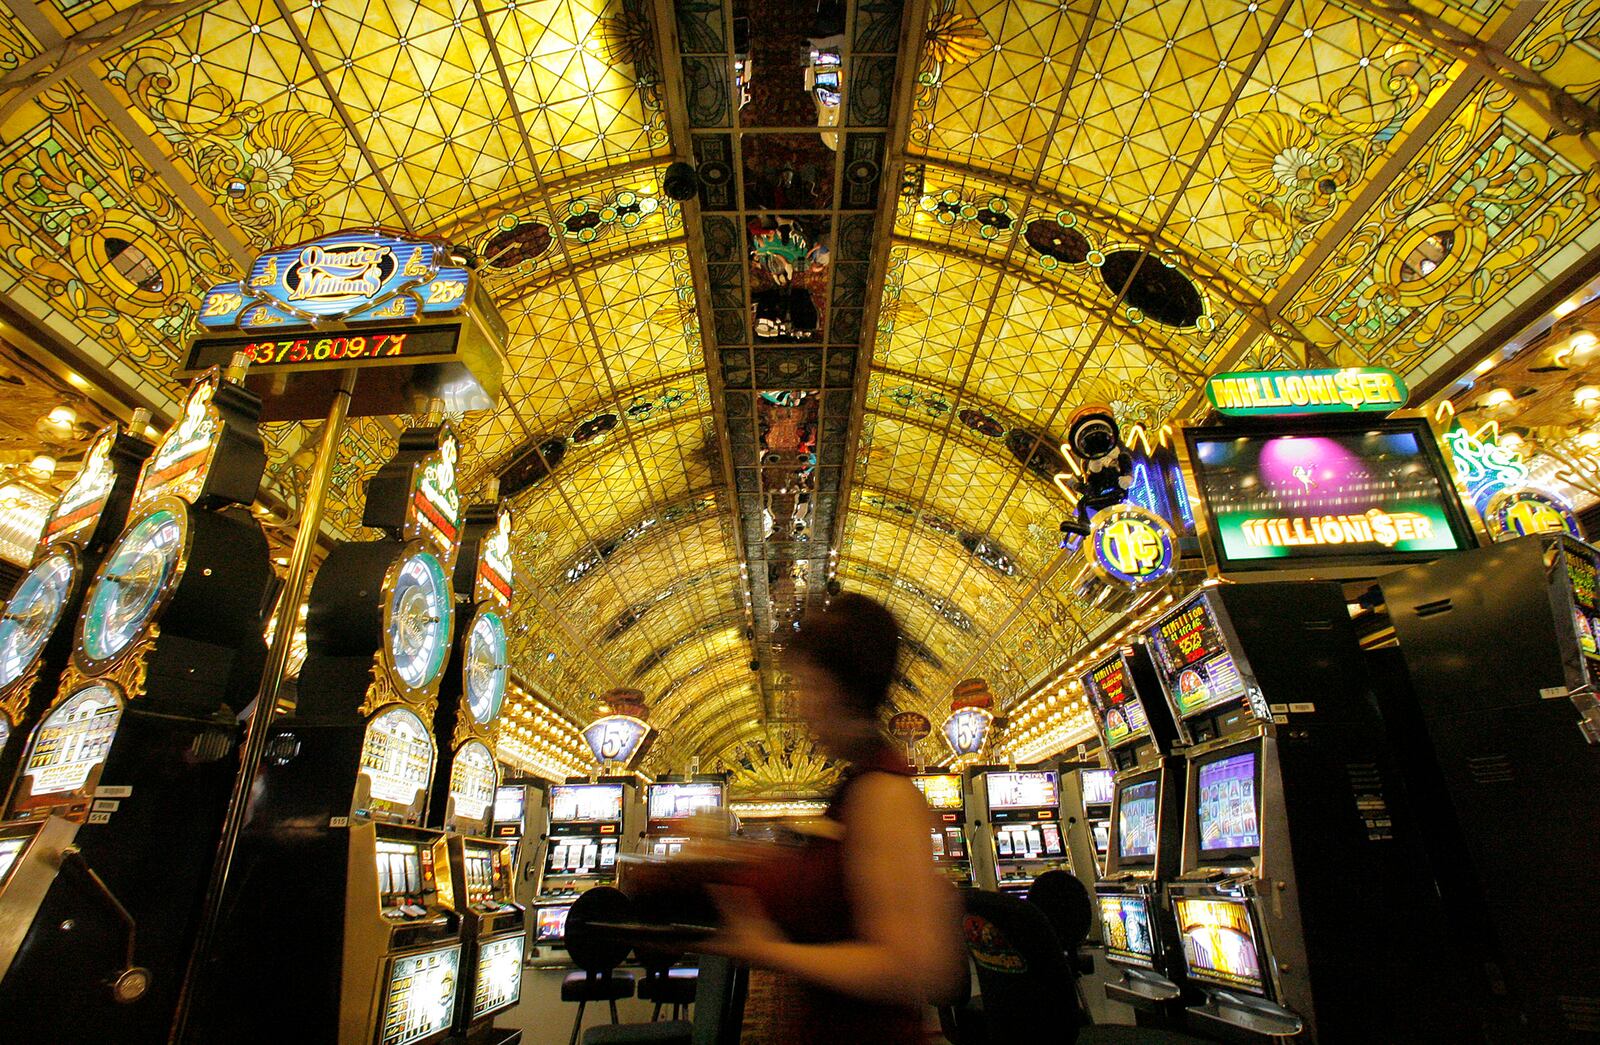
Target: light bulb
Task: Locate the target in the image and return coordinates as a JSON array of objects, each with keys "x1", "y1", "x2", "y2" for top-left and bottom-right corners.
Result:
[
  {"x1": 27, "y1": 453, "x2": 55, "y2": 478},
  {"x1": 46, "y1": 404, "x2": 77, "y2": 429}
]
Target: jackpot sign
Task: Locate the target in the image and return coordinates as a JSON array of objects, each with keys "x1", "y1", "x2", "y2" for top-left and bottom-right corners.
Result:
[
  {"x1": 943, "y1": 707, "x2": 992, "y2": 758},
  {"x1": 1205, "y1": 368, "x2": 1407, "y2": 417},
  {"x1": 1089, "y1": 504, "x2": 1176, "y2": 587},
  {"x1": 1483, "y1": 488, "x2": 1581, "y2": 541}
]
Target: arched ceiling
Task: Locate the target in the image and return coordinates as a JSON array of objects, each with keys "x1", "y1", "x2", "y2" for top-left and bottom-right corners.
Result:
[{"x1": 0, "y1": 0, "x2": 1596, "y2": 771}]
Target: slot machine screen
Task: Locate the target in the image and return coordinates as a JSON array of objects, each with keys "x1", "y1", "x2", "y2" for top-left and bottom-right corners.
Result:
[
  {"x1": 493, "y1": 786, "x2": 525, "y2": 833},
  {"x1": 986, "y1": 771, "x2": 1059, "y2": 810},
  {"x1": 471, "y1": 933, "x2": 525, "y2": 1019},
  {"x1": 1099, "y1": 895, "x2": 1156, "y2": 967},
  {"x1": 462, "y1": 844, "x2": 500, "y2": 906},
  {"x1": 648, "y1": 782, "x2": 722, "y2": 820},
  {"x1": 1092, "y1": 821, "x2": 1110, "y2": 855},
  {"x1": 360, "y1": 706, "x2": 435, "y2": 821},
  {"x1": 1173, "y1": 896, "x2": 1266, "y2": 993},
  {"x1": 1117, "y1": 779, "x2": 1159, "y2": 860},
  {"x1": 1081, "y1": 768, "x2": 1114, "y2": 807},
  {"x1": 535, "y1": 905, "x2": 570, "y2": 942},
  {"x1": 11, "y1": 682, "x2": 123, "y2": 815},
  {"x1": 1564, "y1": 539, "x2": 1600, "y2": 661},
  {"x1": 1147, "y1": 596, "x2": 1248, "y2": 719},
  {"x1": 1195, "y1": 750, "x2": 1261, "y2": 856},
  {"x1": 378, "y1": 944, "x2": 461, "y2": 1045},
  {"x1": 375, "y1": 840, "x2": 434, "y2": 910},
  {"x1": 549, "y1": 783, "x2": 623, "y2": 823},
  {"x1": 912, "y1": 774, "x2": 964, "y2": 811},
  {"x1": 1083, "y1": 654, "x2": 1150, "y2": 747},
  {"x1": 1185, "y1": 420, "x2": 1471, "y2": 573},
  {"x1": 0, "y1": 835, "x2": 27, "y2": 887}
]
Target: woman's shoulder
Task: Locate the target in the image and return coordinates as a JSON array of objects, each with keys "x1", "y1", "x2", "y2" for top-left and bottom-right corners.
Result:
[{"x1": 839, "y1": 769, "x2": 924, "y2": 818}]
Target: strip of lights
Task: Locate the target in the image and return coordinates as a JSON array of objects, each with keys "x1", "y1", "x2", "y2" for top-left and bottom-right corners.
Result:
[
  {"x1": 497, "y1": 679, "x2": 591, "y2": 781},
  {"x1": 729, "y1": 799, "x2": 829, "y2": 819}
]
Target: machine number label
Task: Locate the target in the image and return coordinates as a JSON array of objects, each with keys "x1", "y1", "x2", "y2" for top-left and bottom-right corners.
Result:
[
  {"x1": 1289, "y1": 702, "x2": 1316, "y2": 713},
  {"x1": 1272, "y1": 715, "x2": 1289, "y2": 724},
  {"x1": 87, "y1": 812, "x2": 111, "y2": 824},
  {"x1": 1269, "y1": 704, "x2": 1289, "y2": 714},
  {"x1": 1540, "y1": 687, "x2": 1569, "y2": 701},
  {"x1": 94, "y1": 785, "x2": 132, "y2": 798},
  {"x1": 91, "y1": 799, "x2": 119, "y2": 812},
  {"x1": 329, "y1": 816, "x2": 350, "y2": 828}
]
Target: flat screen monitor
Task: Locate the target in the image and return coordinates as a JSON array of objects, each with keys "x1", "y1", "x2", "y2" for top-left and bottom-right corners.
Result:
[
  {"x1": 493, "y1": 785, "x2": 525, "y2": 830},
  {"x1": 1185, "y1": 419, "x2": 1472, "y2": 574},
  {"x1": 471, "y1": 933, "x2": 525, "y2": 1019},
  {"x1": 377, "y1": 944, "x2": 462, "y2": 1045},
  {"x1": 535, "y1": 905, "x2": 571, "y2": 942},
  {"x1": 648, "y1": 782, "x2": 722, "y2": 820},
  {"x1": 1174, "y1": 896, "x2": 1266, "y2": 993},
  {"x1": 1083, "y1": 654, "x2": 1151, "y2": 747},
  {"x1": 1195, "y1": 750, "x2": 1261, "y2": 856},
  {"x1": 1080, "y1": 768, "x2": 1114, "y2": 807},
  {"x1": 913, "y1": 774, "x2": 965, "y2": 811},
  {"x1": 549, "y1": 783, "x2": 623, "y2": 823},
  {"x1": 1099, "y1": 894, "x2": 1156, "y2": 967},
  {"x1": 1117, "y1": 779, "x2": 1159, "y2": 860},
  {"x1": 986, "y1": 770, "x2": 1058, "y2": 811},
  {"x1": 1147, "y1": 596, "x2": 1248, "y2": 720}
]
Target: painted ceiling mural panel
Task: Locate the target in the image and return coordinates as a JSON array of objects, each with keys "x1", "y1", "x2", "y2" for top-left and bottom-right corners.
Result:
[{"x1": 0, "y1": 0, "x2": 1595, "y2": 766}]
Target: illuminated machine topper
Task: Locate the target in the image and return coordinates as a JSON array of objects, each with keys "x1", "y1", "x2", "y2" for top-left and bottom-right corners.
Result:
[
  {"x1": 1089, "y1": 504, "x2": 1177, "y2": 588},
  {"x1": 475, "y1": 509, "x2": 513, "y2": 607},
  {"x1": 132, "y1": 370, "x2": 265, "y2": 510},
  {"x1": 889, "y1": 710, "x2": 932, "y2": 742},
  {"x1": 362, "y1": 425, "x2": 463, "y2": 559},
  {"x1": 1483, "y1": 488, "x2": 1580, "y2": 541},
  {"x1": 196, "y1": 230, "x2": 473, "y2": 331},
  {"x1": 583, "y1": 715, "x2": 653, "y2": 769},
  {"x1": 1205, "y1": 367, "x2": 1408, "y2": 417},
  {"x1": 943, "y1": 707, "x2": 992, "y2": 758},
  {"x1": 43, "y1": 427, "x2": 118, "y2": 547},
  {"x1": 184, "y1": 230, "x2": 509, "y2": 419}
]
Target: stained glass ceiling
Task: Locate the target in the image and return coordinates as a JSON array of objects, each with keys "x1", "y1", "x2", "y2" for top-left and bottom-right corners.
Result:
[{"x1": 0, "y1": 0, "x2": 1596, "y2": 773}]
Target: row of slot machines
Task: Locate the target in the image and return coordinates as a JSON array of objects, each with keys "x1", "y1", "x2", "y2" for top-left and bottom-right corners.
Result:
[{"x1": 1074, "y1": 540, "x2": 1600, "y2": 1045}]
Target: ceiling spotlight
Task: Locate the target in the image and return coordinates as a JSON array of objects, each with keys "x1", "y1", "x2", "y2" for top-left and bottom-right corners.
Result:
[
  {"x1": 1481, "y1": 387, "x2": 1516, "y2": 413},
  {"x1": 27, "y1": 453, "x2": 55, "y2": 479},
  {"x1": 45, "y1": 404, "x2": 77, "y2": 432},
  {"x1": 1575, "y1": 386, "x2": 1600, "y2": 416}
]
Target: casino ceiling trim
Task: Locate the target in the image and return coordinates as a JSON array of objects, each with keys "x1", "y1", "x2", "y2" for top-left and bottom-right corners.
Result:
[{"x1": 0, "y1": 0, "x2": 1594, "y2": 767}]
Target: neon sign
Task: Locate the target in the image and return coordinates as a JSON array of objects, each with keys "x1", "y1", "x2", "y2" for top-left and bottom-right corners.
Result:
[
  {"x1": 1237, "y1": 508, "x2": 1438, "y2": 550},
  {"x1": 943, "y1": 707, "x2": 992, "y2": 757},
  {"x1": 583, "y1": 715, "x2": 652, "y2": 768},
  {"x1": 1089, "y1": 504, "x2": 1176, "y2": 587},
  {"x1": 1205, "y1": 367, "x2": 1407, "y2": 417},
  {"x1": 1442, "y1": 421, "x2": 1529, "y2": 510}
]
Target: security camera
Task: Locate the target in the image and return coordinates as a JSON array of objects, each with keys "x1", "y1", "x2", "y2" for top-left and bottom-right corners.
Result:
[{"x1": 1066, "y1": 403, "x2": 1120, "y2": 462}]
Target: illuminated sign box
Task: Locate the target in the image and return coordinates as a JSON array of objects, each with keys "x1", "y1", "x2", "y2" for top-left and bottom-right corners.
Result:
[
  {"x1": 1182, "y1": 417, "x2": 1475, "y2": 576},
  {"x1": 1204, "y1": 367, "x2": 1408, "y2": 417}
]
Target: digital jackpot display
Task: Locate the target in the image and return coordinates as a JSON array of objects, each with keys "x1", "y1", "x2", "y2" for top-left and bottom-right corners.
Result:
[
  {"x1": 1083, "y1": 652, "x2": 1150, "y2": 747},
  {"x1": 470, "y1": 934, "x2": 525, "y2": 1019},
  {"x1": 185, "y1": 324, "x2": 463, "y2": 376},
  {"x1": 1147, "y1": 597, "x2": 1248, "y2": 719},
  {"x1": 912, "y1": 773, "x2": 964, "y2": 811},
  {"x1": 378, "y1": 945, "x2": 461, "y2": 1045},
  {"x1": 1197, "y1": 751, "x2": 1261, "y2": 852},
  {"x1": 1117, "y1": 779, "x2": 1159, "y2": 858},
  {"x1": 1174, "y1": 897, "x2": 1266, "y2": 993},
  {"x1": 1186, "y1": 421, "x2": 1470, "y2": 572},
  {"x1": 986, "y1": 770, "x2": 1058, "y2": 810},
  {"x1": 1100, "y1": 895, "x2": 1156, "y2": 967}
]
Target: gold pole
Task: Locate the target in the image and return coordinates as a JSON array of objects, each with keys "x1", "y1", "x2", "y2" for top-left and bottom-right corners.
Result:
[{"x1": 169, "y1": 367, "x2": 359, "y2": 1044}]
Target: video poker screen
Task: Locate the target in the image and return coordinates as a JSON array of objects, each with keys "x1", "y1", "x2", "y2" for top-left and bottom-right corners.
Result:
[
  {"x1": 1117, "y1": 779, "x2": 1159, "y2": 860},
  {"x1": 1196, "y1": 751, "x2": 1261, "y2": 854},
  {"x1": 1080, "y1": 768, "x2": 1114, "y2": 807},
  {"x1": 1099, "y1": 894, "x2": 1156, "y2": 967},
  {"x1": 535, "y1": 905, "x2": 571, "y2": 942},
  {"x1": 986, "y1": 771, "x2": 1058, "y2": 811},
  {"x1": 1187, "y1": 421, "x2": 1470, "y2": 572},
  {"x1": 1174, "y1": 896, "x2": 1266, "y2": 993}
]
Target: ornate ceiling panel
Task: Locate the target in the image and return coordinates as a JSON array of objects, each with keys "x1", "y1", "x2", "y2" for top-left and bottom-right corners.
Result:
[{"x1": 0, "y1": 0, "x2": 1596, "y2": 769}]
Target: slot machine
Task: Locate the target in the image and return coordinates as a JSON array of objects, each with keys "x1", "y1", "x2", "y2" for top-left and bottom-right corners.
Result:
[
  {"x1": 643, "y1": 776, "x2": 726, "y2": 856},
  {"x1": 1081, "y1": 644, "x2": 1192, "y2": 1015},
  {"x1": 427, "y1": 503, "x2": 522, "y2": 1044},
  {"x1": 493, "y1": 779, "x2": 547, "y2": 909},
  {"x1": 1145, "y1": 583, "x2": 1460, "y2": 1043},
  {"x1": 193, "y1": 426, "x2": 469, "y2": 1045},
  {"x1": 972, "y1": 766, "x2": 1069, "y2": 894},
  {"x1": 0, "y1": 423, "x2": 151, "y2": 793},
  {"x1": 1380, "y1": 533, "x2": 1600, "y2": 1039},
  {"x1": 0, "y1": 371, "x2": 273, "y2": 1045},
  {"x1": 1068, "y1": 766, "x2": 1114, "y2": 878},
  {"x1": 911, "y1": 771, "x2": 973, "y2": 887},
  {"x1": 529, "y1": 778, "x2": 638, "y2": 961}
]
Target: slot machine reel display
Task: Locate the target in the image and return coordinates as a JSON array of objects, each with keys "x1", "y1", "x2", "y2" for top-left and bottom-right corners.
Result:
[
  {"x1": 1144, "y1": 584, "x2": 1462, "y2": 1043},
  {"x1": 0, "y1": 424, "x2": 151, "y2": 793},
  {"x1": 193, "y1": 426, "x2": 470, "y2": 1045},
  {"x1": 1380, "y1": 534, "x2": 1600, "y2": 1039},
  {"x1": 0, "y1": 372, "x2": 274, "y2": 1045},
  {"x1": 975, "y1": 768, "x2": 1069, "y2": 894},
  {"x1": 911, "y1": 772, "x2": 974, "y2": 887},
  {"x1": 428, "y1": 502, "x2": 523, "y2": 1045},
  {"x1": 1083, "y1": 643, "x2": 1193, "y2": 1013}
]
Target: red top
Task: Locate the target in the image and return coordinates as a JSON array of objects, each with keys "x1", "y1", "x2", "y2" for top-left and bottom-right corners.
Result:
[{"x1": 744, "y1": 745, "x2": 924, "y2": 1044}]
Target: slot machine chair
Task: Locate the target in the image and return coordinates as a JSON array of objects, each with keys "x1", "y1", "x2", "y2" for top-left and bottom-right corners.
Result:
[
  {"x1": 582, "y1": 953, "x2": 747, "y2": 1045},
  {"x1": 563, "y1": 886, "x2": 640, "y2": 1045},
  {"x1": 1027, "y1": 869, "x2": 1096, "y2": 975},
  {"x1": 960, "y1": 890, "x2": 1212, "y2": 1045}
]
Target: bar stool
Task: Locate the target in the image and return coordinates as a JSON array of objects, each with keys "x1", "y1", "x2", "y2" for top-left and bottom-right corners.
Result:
[{"x1": 563, "y1": 887, "x2": 639, "y2": 1045}]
